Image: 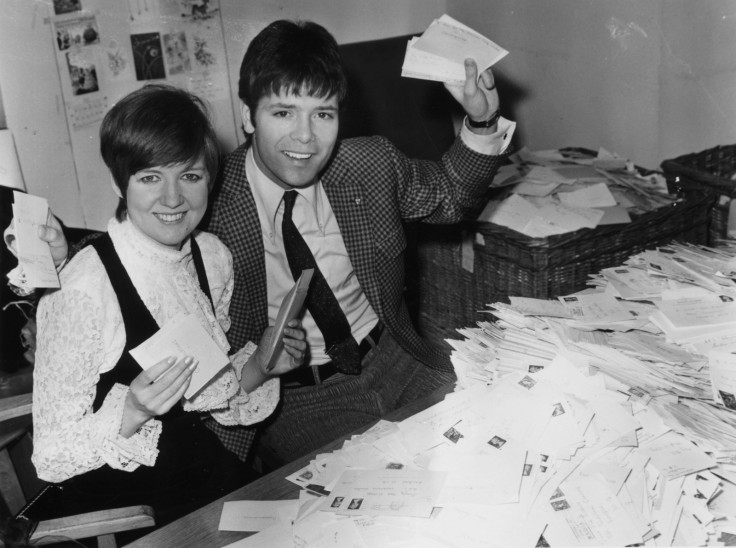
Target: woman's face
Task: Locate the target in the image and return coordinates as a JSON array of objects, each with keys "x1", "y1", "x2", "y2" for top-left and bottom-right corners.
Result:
[{"x1": 122, "y1": 158, "x2": 209, "y2": 249}]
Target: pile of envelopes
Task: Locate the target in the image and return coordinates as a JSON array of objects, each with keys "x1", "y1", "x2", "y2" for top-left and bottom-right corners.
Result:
[
  {"x1": 478, "y1": 147, "x2": 679, "y2": 239},
  {"x1": 446, "y1": 241, "x2": 736, "y2": 546},
  {"x1": 217, "y1": 251, "x2": 736, "y2": 547}
]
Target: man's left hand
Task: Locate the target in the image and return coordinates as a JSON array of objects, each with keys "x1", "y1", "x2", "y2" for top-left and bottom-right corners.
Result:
[{"x1": 443, "y1": 58, "x2": 499, "y2": 124}]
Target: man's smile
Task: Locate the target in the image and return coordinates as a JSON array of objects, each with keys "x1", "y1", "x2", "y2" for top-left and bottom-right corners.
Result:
[{"x1": 283, "y1": 151, "x2": 313, "y2": 160}]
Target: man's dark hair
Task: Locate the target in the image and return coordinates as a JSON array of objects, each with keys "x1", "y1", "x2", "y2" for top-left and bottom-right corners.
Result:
[
  {"x1": 238, "y1": 20, "x2": 348, "y2": 114},
  {"x1": 99, "y1": 84, "x2": 220, "y2": 221}
]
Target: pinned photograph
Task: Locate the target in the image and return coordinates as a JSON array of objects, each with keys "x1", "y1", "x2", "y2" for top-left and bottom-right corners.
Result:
[
  {"x1": 163, "y1": 31, "x2": 191, "y2": 75},
  {"x1": 330, "y1": 497, "x2": 344, "y2": 508},
  {"x1": 189, "y1": 0, "x2": 219, "y2": 20},
  {"x1": 53, "y1": 0, "x2": 82, "y2": 15},
  {"x1": 66, "y1": 49, "x2": 99, "y2": 95},
  {"x1": 348, "y1": 498, "x2": 363, "y2": 510},
  {"x1": 131, "y1": 32, "x2": 166, "y2": 80},
  {"x1": 192, "y1": 34, "x2": 217, "y2": 69},
  {"x1": 55, "y1": 15, "x2": 100, "y2": 51}
]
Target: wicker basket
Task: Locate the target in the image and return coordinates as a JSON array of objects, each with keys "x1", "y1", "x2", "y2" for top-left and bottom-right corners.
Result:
[
  {"x1": 410, "y1": 190, "x2": 713, "y2": 342},
  {"x1": 661, "y1": 144, "x2": 736, "y2": 243}
]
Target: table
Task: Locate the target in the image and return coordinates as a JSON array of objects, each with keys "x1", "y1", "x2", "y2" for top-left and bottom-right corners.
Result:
[{"x1": 126, "y1": 382, "x2": 456, "y2": 548}]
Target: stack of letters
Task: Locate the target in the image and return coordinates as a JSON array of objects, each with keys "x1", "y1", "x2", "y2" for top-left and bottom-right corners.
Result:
[{"x1": 219, "y1": 242, "x2": 736, "y2": 547}]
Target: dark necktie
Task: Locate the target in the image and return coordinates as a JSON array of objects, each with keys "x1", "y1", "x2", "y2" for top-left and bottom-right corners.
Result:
[{"x1": 281, "y1": 191, "x2": 361, "y2": 374}]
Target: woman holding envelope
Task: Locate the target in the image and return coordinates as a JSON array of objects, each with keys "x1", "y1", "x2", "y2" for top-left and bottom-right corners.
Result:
[{"x1": 30, "y1": 84, "x2": 306, "y2": 527}]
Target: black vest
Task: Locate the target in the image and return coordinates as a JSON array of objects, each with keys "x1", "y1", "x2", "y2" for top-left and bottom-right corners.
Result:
[{"x1": 58, "y1": 233, "x2": 246, "y2": 526}]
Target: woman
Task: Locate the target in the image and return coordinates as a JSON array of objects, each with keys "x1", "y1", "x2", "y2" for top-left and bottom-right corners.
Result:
[{"x1": 31, "y1": 84, "x2": 306, "y2": 526}]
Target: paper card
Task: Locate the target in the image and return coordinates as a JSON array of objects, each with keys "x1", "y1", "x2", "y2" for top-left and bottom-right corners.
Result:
[
  {"x1": 537, "y1": 202, "x2": 604, "y2": 231},
  {"x1": 401, "y1": 37, "x2": 466, "y2": 84},
  {"x1": 218, "y1": 500, "x2": 299, "y2": 532},
  {"x1": 551, "y1": 165, "x2": 608, "y2": 183},
  {"x1": 293, "y1": 512, "x2": 364, "y2": 548},
  {"x1": 600, "y1": 266, "x2": 662, "y2": 299},
  {"x1": 219, "y1": 521, "x2": 294, "y2": 548},
  {"x1": 11, "y1": 191, "x2": 60, "y2": 289},
  {"x1": 476, "y1": 193, "x2": 538, "y2": 232},
  {"x1": 543, "y1": 475, "x2": 648, "y2": 547},
  {"x1": 596, "y1": 205, "x2": 632, "y2": 225},
  {"x1": 411, "y1": 14, "x2": 508, "y2": 74},
  {"x1": 656, "y1": 298, "x2": 736, "y2": 329},
  {"x1": 508, "y1": 296, "x2": 572, "y2": 318},
  {"x1": 639, "y1": 431, "x2": 716, "y2": 480},
  {"x1": 512, "y1": 179, "x2": 560, "y2": 197},
  {"x1": 321, "y1": 469, "x2": 447, "y2": 518},
  {"x1": 129, "y1": 313, "x2": 230, "y2": 399},
  {"x1": 264, "y1": 268, "x2": 313, "y2": 371},
  {"x1": 520, "y1": 216, "x2": 570, "y2": 238},
  {"x1": 524, "y1": 165, "x2": 575, "y2": 184},
  {"x1": 557, "y1": 182, "x2": 618, "y2": 208},
  {"x1": 433, "y1": 438, "x2": 527, "y2": 506},
  {"x1": 558, "y1": 292, "x2": 636, "y2": 324},
  {"x1": 708, "y1": 350, "x2": 736, "y2": 409}
]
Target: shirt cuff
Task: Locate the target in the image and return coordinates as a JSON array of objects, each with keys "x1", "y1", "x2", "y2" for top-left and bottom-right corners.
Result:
[
  {"x1": 208, "y1": 342, "x2": 280, "y2": 426},
  {"x1": 460, "y1": 116, "x2": 516, "y2": 156},
  {"x1": 96, "y1": 383, "x2": 161, "y2": 470}
]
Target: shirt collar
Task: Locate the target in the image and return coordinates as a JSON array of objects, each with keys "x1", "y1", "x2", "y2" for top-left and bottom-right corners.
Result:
[{"x1": 246, "y1": 147, "x2": 321, "y2": 229}]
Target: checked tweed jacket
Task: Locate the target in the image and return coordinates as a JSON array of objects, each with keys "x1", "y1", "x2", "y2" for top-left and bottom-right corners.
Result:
[{"x1": 204, "y1": 134, "x2": 505, "y2": 372}]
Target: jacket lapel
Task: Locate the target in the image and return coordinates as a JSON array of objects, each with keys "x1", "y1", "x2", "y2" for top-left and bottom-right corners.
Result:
[{"x1": 322, "y1": 155, "x2": 383, "y2": 315}]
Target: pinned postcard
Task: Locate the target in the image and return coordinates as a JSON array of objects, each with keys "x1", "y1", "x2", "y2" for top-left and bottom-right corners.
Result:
[
  {"x1": 10, "y1": 191, "x2": 60, "y2": 289},
  {"x1": 130, "y1": 312, "x2": 230, "y2": 399},
  {"x1": 402, "y1": 14, "x2": 507, "y2": 84}
]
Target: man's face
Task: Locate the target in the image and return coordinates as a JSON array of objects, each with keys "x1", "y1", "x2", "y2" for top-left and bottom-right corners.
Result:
[{"x1": 242, "y1": 90, "x2": 339, "y2": 190}]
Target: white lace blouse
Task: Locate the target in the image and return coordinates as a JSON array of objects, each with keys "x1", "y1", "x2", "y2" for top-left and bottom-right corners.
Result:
[{"x1": 32, "y1": 218, "x2": 279, "y2": 483}]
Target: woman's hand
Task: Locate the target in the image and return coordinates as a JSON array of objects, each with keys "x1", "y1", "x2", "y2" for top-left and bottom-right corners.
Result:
[
  {"x1": 4, "y1": 212, "x2": 70, "y2": 267},
  {"x1": 120, "y1": 356, "x2": 196, "y2": 437}
]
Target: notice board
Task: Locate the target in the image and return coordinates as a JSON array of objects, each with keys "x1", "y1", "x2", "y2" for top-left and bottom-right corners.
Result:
[{"x1": 49, "y1": 0, "x2": 237, "y2": 230}]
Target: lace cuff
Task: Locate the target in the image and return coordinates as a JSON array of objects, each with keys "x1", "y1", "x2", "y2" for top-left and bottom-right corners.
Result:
[
  {"x1": 230, "y1": 341, "x2": 258, "y2": 378},
  {"x1": 96, "y1": 384, "x2": 161, "y2": 470},
  {"x1": 208, "y1": 342, "x2": 280, "y2": 426},
  {"x1": 234, "y1": 377, "x2": 280, "y2": 425},
  {"x1": 7, "y1": 265, "x2": 36, "y2": 297}
]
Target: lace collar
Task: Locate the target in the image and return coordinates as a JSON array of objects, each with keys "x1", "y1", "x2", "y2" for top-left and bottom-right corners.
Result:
[{"x1": 107, "y1": 217, "x2": 193, "y2": 268}]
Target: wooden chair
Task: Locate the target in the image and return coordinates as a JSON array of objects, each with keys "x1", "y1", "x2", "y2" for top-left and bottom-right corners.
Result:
[{"x1": 0, "y1": 392, "x2": 155, "y2": 547}]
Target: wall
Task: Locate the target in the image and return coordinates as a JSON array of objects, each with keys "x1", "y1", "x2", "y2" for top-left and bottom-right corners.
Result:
[
  {"x1": 3, "y1": 1, "x2": 734, "y2": 229},
  {"x1": 447, "y1": 0, "x2": 736, "y2": 169},
  {"x1": 0, "y1": 0, "x2": 445, "y2": 230}
]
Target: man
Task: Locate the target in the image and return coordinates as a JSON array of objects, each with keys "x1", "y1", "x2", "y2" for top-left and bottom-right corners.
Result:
[
  {"x1": 208, "y1": 19, "x2": 514, "y2": 466},
  {"x1": 12, "y1": 19, "x2": 514, "y2": 467}
]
